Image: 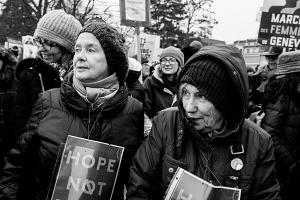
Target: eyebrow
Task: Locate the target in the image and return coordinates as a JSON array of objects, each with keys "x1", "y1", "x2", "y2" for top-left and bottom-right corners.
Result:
[{"x1": 75, "y1": 43, "x2": 98, "y2": 48}]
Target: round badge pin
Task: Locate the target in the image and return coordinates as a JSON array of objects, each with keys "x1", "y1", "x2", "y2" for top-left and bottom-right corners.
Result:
[{"x1": 231, "y1": 158, "x2": 243, "y2": 171}]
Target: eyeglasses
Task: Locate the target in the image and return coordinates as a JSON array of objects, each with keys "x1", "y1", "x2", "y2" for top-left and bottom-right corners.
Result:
[
  {"x1": 161, "y1": 58, "x2": 177, "y2": 65},
  {"x1": 33, "y1": 38, "x2": 57, "y2": 50}
]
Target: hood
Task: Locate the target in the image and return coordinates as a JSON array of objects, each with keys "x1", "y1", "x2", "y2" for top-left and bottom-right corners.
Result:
[{"x1": 178, "y1": 44, "x2": 249, "y2": 134}]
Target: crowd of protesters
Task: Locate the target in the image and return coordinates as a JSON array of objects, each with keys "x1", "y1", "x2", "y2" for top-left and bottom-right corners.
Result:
[{"x1": 0, "y1": 9, "x2": 298, "y2": 200}]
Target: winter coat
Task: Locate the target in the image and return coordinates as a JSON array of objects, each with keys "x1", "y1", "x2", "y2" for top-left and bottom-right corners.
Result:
[
  {"x1": 0, "y1": 63, "x2": 17, "y2": 167},
  {"x1": 0, "y1": 73, "x2": 144, "y2": 200},
  {"x1": 0, "y1": 47, "x2": 17, "y2": 167},
  {"x1": 126, "y1": 69, "x2": 145, "y2": 103},
  {"x1": 10, "y1": 58, "x2": 61, "y2": 140},
  {"x1": 261, "y1": 86, "x2": 300, "y2": 199},
  {"x1": 127, "y1": 45, "x2": 280, "y2": 200},
  {"x1": 143, "y1": 70, "x2": 175, "y2": 119}
]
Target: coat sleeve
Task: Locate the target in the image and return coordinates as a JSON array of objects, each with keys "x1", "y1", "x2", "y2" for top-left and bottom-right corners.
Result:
[
  {"x1": 0, "y1": 96, "x2": 44, "y2": 199},
  {"x1": 10, "y1": 69, "x2": 40, "y2": 140},
  {"x1": 261, "y1": 99, "x2": 295, "y2": 167},
  {"x1": 143, "y1": 78, "x2": 155, "y2": 119},
  {"x1": 248, "y1": 131, "x2": 281, "y2": 200},
  {"x1": 126, "y1": 116, "x2": 164, "y2": 200}
]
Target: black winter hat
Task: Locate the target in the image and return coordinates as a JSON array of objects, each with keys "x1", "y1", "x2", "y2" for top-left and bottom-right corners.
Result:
[
  {"x1": 178, "y1": 58, "x2": 238, "y2": 119},
  {"x1": 79, "y1": 21, "x2": 128, "y2": 85}
]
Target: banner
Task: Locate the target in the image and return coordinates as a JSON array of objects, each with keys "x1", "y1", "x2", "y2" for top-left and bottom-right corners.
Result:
[
  {"x1": 49, "y1": 136, "x2": 124, "y2": 200},
  {"x1": 164, "y1": 167, "x2": 241, "y2": 200},
  {"x1": 128, "y1": 33, "x2": 161, "y2": 63},
  {"x1": 120, "y1": 0, "x2": 151, "y2": 27},
  {"x1": 258, "y1": 0, "x2": 300, "y2": 48}
]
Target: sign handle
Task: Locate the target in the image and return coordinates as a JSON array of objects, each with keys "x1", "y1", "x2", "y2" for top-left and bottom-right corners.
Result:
[{"x1": 135, "y1": 26, "x2": 141, "y2": 63}]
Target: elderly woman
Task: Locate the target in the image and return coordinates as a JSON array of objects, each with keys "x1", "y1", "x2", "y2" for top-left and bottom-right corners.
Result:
[
  {"x1": 0, "y1": 20, "x2": 144, "y2": 200},
  {"x1": 10, "y1": 10, "x2": 82, "y2": 140}
]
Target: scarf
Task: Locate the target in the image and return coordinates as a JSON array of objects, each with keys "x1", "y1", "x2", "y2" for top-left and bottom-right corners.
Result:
[
  {"x1": 162, "y1": 73, "x2": 177, "y2": 94},
  {"x1": 73, "y1": 73, "x2": 119, "y2": 109}
]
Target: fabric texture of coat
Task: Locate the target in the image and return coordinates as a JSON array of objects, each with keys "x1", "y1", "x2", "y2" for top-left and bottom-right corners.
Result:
[
  {"x1": 0, "y1": 72, "x2": 144, "y2": 200},
  {"x1": 10, "y1": 58, "x2": 61, "y2": 139},
  {"x1": 261, "y1": 91, "x2": 300, "y2": 199},
  {"x1": 127, "y1": 45, "x2": 280, "y2": 200},
  {"x1": 143, "y1": 70, "x2": 175, "y2": 119}
]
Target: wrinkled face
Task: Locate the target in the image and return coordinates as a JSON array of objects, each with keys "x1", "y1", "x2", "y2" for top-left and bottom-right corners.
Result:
[
  {"x1": 34, "y1": 37, "x2": 63, "y2": 64},
  {"x1": 73, "y1": 32, "x2": 109, "y2": 83},
  {"x1": 160, "y1": 56, "x2": 179, "y2": 74},
  {"x1": 180, "y1": 83, "x2": 224, "y2": 133}
]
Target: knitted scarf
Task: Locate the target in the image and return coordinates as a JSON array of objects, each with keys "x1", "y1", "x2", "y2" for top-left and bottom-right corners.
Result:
[{"x1": 73, "y1": 73, "x2": 119, "y2": 109}]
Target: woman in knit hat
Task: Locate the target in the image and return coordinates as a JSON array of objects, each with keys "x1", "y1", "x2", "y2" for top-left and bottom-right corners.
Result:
[
  {"x1": 9, "y1": 10, "x2": 82, "y2": 141},
  {"x1": 127, "y1": 44, "x2": 280, "y2": 200},
  {"x1": 143, "y1": 46, "x2": 184, "y2": 119},
  {"x1": 0, "y1": 20, "x2": 144, "y2": 200},
  {"x1": 261, "y1": 50, "x2": 300, "y2": 200}
]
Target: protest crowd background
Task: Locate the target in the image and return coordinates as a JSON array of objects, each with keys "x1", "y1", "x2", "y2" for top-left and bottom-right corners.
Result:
[{"x1": 0, "y1": 0, "x2": 299, "y2": 200}]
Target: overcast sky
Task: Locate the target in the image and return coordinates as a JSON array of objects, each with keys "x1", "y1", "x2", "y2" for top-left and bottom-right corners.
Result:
[{"x1": 211, "y1": 0, "x2": 264, "y2": 44}]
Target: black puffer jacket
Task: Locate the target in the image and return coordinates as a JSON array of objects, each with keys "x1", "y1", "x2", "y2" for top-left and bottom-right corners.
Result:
[
  {"x1": 261, "y1": 79, "x2": 300, "y2": 199},
  {"x1": 10, "y1": 58, "x2": 61, "y2": 139},
  {"x1": 0, "y1": 73, "x2": 144, "y2": 200},
  {"x1": 127, "y1": 45, "x2": 280, "y2": 200},
  {"x1": 143, "y1": 71, "x2": 175, "y2": 119}
]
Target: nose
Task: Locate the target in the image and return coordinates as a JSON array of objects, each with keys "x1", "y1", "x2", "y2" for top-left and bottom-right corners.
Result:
[
  {"x1": 185, "y1": 96, "x2": 197, "y2": 114},
  {"x1": 76, "y1": 49, "x2": 87, "y2": 61}
]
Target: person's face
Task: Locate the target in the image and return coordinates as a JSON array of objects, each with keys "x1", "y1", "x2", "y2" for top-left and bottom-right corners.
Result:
[
  {"x1": 180, "y1": 83, "x2": 224, "y2": 133},
  {"x1": 0, "y1": 59, "x2": 3, "y2": 71},
  {"x1": 160, "y1": 56, "x2": 179, "y2": 75},
  {"x1": 34, "y1": 37, "x2": 63, "y2": 64},
  {"x1": 265, "y1": 55, "x2": 278, "y2": 69},
  {"x1": 73, "y1": 32, "x2": 109, "y2": 83},
  {"x1": 142, "y1": 63, "x2": 150, "y2": 76}
]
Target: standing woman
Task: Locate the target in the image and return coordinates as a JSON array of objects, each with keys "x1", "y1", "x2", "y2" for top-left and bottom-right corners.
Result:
[
  {"x1": 0, "y1": 20, "x2": 144, "y2": 200},
  {"x1": 10, "y1": 10, "x2": 82, "y2": 140},
  {"x1": 143, "y1": 46, "x2": 184, "y2": 119},
  {"x1": 261, "y1": 50, "x2": 300, "y2": 200}
]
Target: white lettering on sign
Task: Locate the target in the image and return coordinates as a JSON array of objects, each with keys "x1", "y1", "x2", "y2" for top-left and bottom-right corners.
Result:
[
  {"x1": 65, "y1": 150, "x2": 116, "y2": 172},
  {"x1": 67, "y1": 176, "x2": 107, "y2": 196},
  {"x1": 271, "y1": 13, "x2": 300, "y2": 24}
]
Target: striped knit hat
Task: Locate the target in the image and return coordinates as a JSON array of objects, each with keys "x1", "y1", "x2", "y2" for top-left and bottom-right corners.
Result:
[{"x1": 34, "y1": 10, "x2": 82, "y2": 52}]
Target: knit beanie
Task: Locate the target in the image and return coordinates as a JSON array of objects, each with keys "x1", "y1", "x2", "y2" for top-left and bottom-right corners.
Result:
[
  {"x1": 79, "y1": 21, "x2": 128, "y2": 85},
  {"x1": 178, "y1": 58, "x2": 237, "y2": 119},
  {"x1": 160, "y1": 46, "x2": 184, "y2": 68},
  {"x1": 34, "y1": 10, "x2": 82, "y2": 53}
]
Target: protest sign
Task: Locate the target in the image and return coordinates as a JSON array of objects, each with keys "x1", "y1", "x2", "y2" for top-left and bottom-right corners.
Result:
[
  {"x1": 164, "y1": 167, "x2": 241, "y2": 200},
  {"x1": 49, "y1": 135, "x2": 124, "y2": 200},
  {"x1": 128, "y1": 33, "x2": 161, "y2": 63},
  {"x1": 22, "y1": 35, "x2": 38, "y2": 59},
  {"x1": 258, "y1": 0, "x2": 300, "y2": 48},
  {"x1": 120, "y1": 0, "x2": 151, "y2": 27}
]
